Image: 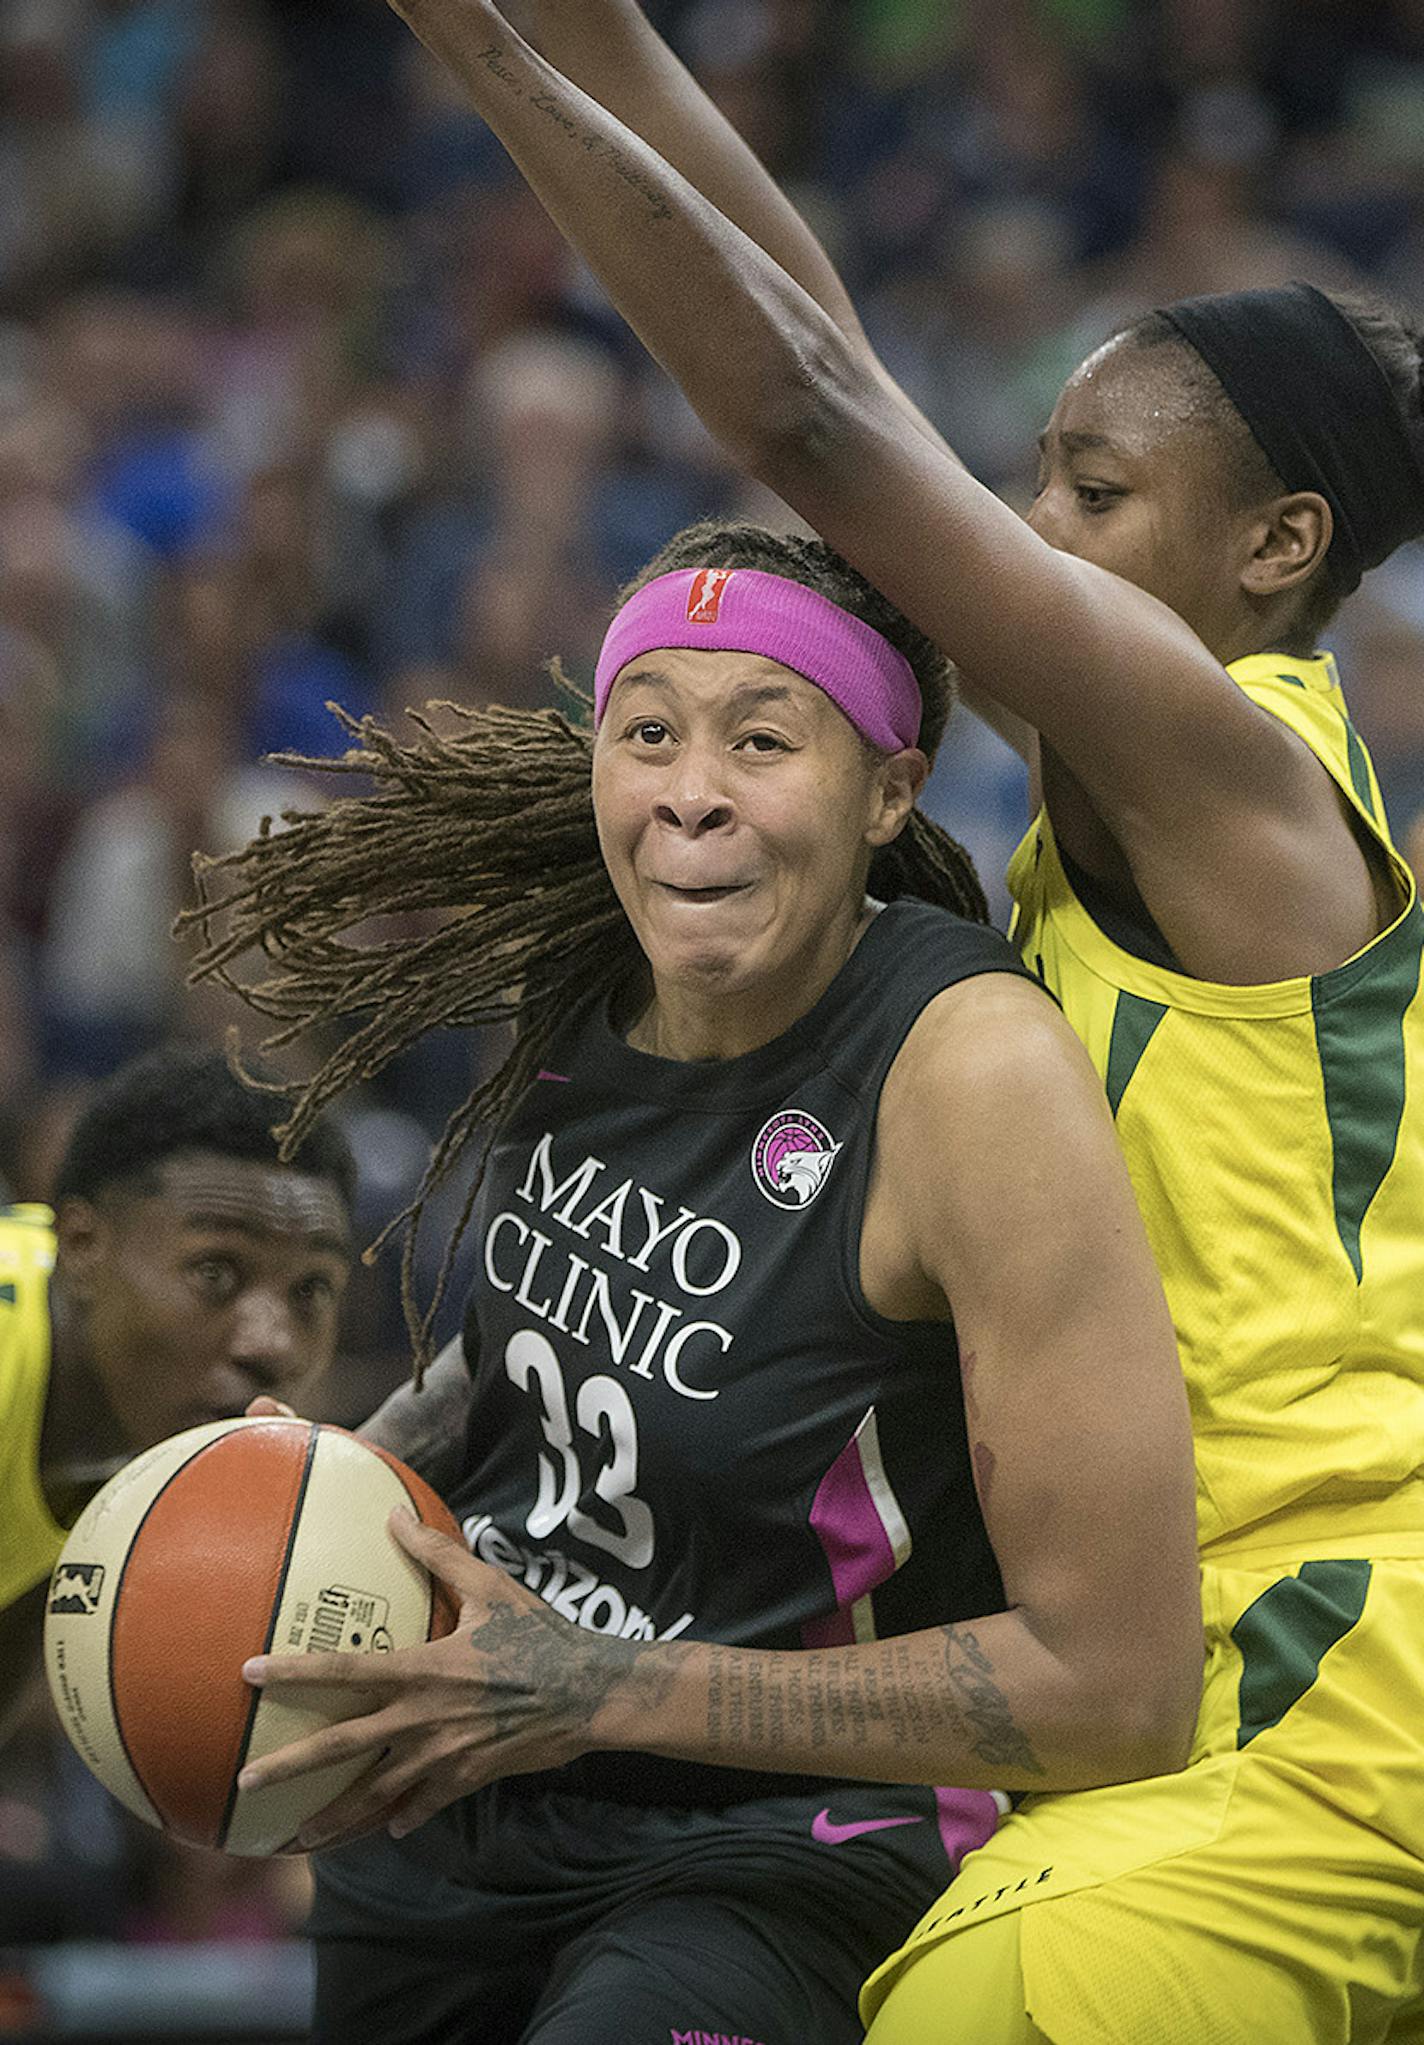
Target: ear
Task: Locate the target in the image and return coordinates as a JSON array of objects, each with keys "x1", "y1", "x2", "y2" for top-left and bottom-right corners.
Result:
[
  {"x1": 866, "y1": 748, "x2": 930, "y2": 848},
  {"x1": 53, "y1": 1196, "x2": 111, "y2": 1294},
  {"x1": 1239, "y1": 490, "x2": 1333, "y2": 599}
]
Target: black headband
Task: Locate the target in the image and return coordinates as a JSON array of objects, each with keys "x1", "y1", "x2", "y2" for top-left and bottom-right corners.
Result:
[{"x1": 1157, "y1": 282, "x2": 1424, "y2": 596}]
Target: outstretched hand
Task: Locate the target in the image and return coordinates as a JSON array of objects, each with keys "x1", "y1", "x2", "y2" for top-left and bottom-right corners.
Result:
[{"x1": 238, "y1": 1513, "x2": 638, "y2": 1850}]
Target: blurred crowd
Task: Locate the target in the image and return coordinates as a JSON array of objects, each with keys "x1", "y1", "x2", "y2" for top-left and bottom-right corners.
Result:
[{"x1": 1, "y1": 0, "x2": 1424, "y2": 1992}]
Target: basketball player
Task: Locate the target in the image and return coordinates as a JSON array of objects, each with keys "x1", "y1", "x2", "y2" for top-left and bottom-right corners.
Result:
[
  {"x1": 313, "y1": 3, "x2": 1424, "y2": 2038},
  {"x1": 213, "y1": 517, "x2": 1202, "y2": 2044},
  {"x1": 0, "y1": 1043, "x2": 355, "y2": 1741}
]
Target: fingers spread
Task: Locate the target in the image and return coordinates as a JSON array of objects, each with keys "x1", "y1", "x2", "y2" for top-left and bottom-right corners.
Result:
[
  {"x1": 238, "y1": 1706, "x2": 395, "y2": 1793},
  {"x1": 387, "y1": 1509, "x2": 473, "y2": 1579},
  {"x1": 244, "y1": 1650, "x2": 391, "y2": 1688}
]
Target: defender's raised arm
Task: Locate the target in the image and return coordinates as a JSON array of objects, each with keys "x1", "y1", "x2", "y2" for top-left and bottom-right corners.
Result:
[{"x1": 385, "y1": 0, "x2": 1400, "y2": 986}]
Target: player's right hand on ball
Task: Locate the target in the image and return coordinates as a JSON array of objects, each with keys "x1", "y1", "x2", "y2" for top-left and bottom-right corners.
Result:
[{"x1": 237, "y1": 1512, "x2": 618, "y2": 1849}]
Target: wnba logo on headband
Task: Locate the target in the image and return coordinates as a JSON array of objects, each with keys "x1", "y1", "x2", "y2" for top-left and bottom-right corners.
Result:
[
  {"x1": 593, "y1": 567, "x2": 923, "y2": 753},
  {"x1": 687, "y1": 569, "x2": 734, "y2": 624}
]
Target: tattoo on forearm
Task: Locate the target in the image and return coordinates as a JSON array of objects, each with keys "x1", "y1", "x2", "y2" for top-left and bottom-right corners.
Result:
[
  {"x1": 706, "y1": 1645, "x2": 725, "y2": 1745},
  {"x1": 475, "y1": 42, "x2": 523, "y2": 93},
  {"x1": 694, "y1": 1625, "x2": 1044, "y2": 1780},
  {"x1": 599, "y1": 145, "x2": 672, "y2": 222},
  {"x1": 470, "y1": 42, "x2": 671, "y2": 222},
  {"x1": 363, "y1": 1341, "x2": 472, "y2": 1486},
  {"x1": 528, "y1": 87, "x2": 576, "y2": 136},
  {"x1": 945, "y1": 1628, "x2": 1046, "y2": 1776}
]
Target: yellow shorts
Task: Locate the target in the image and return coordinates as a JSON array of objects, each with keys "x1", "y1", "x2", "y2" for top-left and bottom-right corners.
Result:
[{"x1": 862, "y1": 1557, "x2": 1424, "y2": 2045}]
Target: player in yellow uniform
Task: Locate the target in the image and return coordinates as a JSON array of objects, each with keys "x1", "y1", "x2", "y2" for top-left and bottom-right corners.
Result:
[
  {"x1": 349, "y1": 3, "x2": 1424, "y2": 2035},
  {"x1": 858, "y1": 648, "x2": 1424, "y2": 2044},
  {"x1": 2, "y1": 1201, "x2": 74, "y2": 1618},
  {"x1": 0, "y1": 1044, "x2": 355, "y2": 1739}
]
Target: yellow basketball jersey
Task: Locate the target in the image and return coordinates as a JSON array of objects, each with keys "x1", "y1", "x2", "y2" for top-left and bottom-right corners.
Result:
[
  {"x1": 0, "y1": 1205, "x2": 65, "y2": 1609},
  {"x1": 1008, "y1": 652, "x2": 1424, "y2": 1563}
]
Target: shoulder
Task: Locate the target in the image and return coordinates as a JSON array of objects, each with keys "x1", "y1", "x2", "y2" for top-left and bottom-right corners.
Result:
[
  {"x1": 886, "y1": 968, "x2": 1080, "y2": 1104},
  {"x1": 874, "y1": 968, "x2": 1115, "y2": 1213}
]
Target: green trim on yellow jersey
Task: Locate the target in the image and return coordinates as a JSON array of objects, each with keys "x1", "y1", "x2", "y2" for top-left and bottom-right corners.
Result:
[
  {"x1": 1313, "y1": 908, "x2": 1424, "y2": 1280},
  {"x1": 1104, "y1": 992, "x2": 1168, "y2": 1117},
  {"x1": 1007, "y1": 650, "x2": 1424, "y2": 1559},
  {"x1": 0, "y1": 1205, "x2": 65, "y2": 1612},
  {"x1": 1231, "y1": 1558, "x2": 1372, "y2": 1748}
]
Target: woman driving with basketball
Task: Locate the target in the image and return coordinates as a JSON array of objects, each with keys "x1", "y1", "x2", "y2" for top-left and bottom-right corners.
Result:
[
  {"x1": 322, "y1": 4, "x2": 1424, "y2": 2040},
  {"x1": 202, "y1": 515, "x2": 1201, "y2": 2045}
]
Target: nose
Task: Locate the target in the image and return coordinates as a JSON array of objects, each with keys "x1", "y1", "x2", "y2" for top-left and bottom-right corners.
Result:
[
  {"x1": 226, "y1": 1287, "x2": 299, "y2": 1394},
  {"x1": 1024, "y1": 488, "x2": 1055, "y2": 543},
  {"x1": 1024, "y1": 478, "x2": 1074, "y2": 552},
  {"x1": 653, "y1": 745, "x2": 734, "y2": 837}
]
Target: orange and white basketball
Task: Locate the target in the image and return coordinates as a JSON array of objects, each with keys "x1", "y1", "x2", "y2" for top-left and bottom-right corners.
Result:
[{"x1": 43, "y1": 1417, "x2": 461, "y2": 1856}]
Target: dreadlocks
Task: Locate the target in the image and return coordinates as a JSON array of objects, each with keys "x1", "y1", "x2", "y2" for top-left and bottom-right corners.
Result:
[{"x1": 178, "y1": 520, "x2": 988, "y2": 1377}]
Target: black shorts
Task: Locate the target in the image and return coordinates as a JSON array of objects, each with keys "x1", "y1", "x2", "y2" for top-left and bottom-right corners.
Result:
[{"x1": 308, "y1": 1777, "x2": 992, "y2": 2045}]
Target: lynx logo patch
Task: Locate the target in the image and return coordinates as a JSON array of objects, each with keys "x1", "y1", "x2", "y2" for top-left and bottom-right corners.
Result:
[{"x1": 752, "y1": 1111, "x2": 842, "y2": 1210}]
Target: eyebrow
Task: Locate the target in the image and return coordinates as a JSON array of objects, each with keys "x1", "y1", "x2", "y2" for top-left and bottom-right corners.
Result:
[
  {"x1": 1038, "y1": 428, "x2": 1121, "y2": 456},
  {"x1": 179, "y1": 1213, "x2": 352, "y2": 1259}
]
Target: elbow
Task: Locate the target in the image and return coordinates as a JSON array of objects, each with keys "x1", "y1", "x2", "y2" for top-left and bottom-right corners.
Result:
[
  {"x1": 1090, "y1": 1653, "x2": 1203, "y2": 1786},
  {"x1": 715, "y1": 322, "x2": 871, "y2": 508},
  {"x1": 1100, "y1": 1701, "x2": 1197, "y2": 1786}
]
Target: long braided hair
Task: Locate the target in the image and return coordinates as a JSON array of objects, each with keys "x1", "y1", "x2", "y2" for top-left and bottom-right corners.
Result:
[{"x1": 179, "y1": 519, "x2": 988, "y2": 1375}]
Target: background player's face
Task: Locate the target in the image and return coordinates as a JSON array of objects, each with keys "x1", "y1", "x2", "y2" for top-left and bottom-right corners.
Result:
[
  {"x1": 593, "y1": 646, "x2": 919, "y2": 1004},
  {"x1": 56, "y1": 1152, "x2": 352, "y2": 1449},
  {"x1": 1027, "y1": 336, "x2": 1264, "y2": 658}
]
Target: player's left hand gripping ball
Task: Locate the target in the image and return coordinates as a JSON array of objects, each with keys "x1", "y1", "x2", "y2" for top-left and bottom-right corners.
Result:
[{"x1": 239, "y1": 1512, "x2": 599, "y2": 1849}]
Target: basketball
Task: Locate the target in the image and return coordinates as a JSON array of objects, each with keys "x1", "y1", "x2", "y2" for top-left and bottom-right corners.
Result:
[{"x1": 42, "y1": 1418, "x2": 463, "y2": 1857}]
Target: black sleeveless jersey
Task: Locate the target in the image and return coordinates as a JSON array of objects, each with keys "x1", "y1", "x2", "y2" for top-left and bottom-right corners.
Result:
[{"x1": 453, "y1": 898, "x2": 1037, "y2": 1804}]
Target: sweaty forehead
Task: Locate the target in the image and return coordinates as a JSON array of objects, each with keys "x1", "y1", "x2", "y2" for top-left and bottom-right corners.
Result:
[
  {"x1": 1052, "y1": 335, "x2": 1216, "y2": 458},
  {"x1": 136, "y1": 1154, "x2": 352, "y2": 1252}
]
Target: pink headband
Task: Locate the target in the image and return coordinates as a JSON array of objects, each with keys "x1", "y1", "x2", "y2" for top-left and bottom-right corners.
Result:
[{"x1": 593, "y1": 567, "x2": 923, "y2": 752}]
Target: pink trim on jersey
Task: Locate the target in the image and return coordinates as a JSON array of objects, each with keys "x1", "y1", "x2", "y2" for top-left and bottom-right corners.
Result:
[
  {"x1": 933, "y1": 1785, "x2": 1002, "y2": 1868},
  {"x1": 801, "y1": 1407, "x2": 909, "y2": 1648},
  {"x1": 593, "y1": 567, "x2": 922, "y2": 753}
]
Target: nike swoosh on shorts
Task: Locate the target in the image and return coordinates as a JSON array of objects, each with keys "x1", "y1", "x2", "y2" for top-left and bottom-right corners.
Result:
[{"x1": 811, "y1": 1808, "x2": 926, "y2": 1845}]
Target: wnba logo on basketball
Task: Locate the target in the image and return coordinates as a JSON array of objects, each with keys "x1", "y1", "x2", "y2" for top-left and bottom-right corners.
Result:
[{"x1": 751, "y1": 1111, "x2": 842, "y2": 1210}]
